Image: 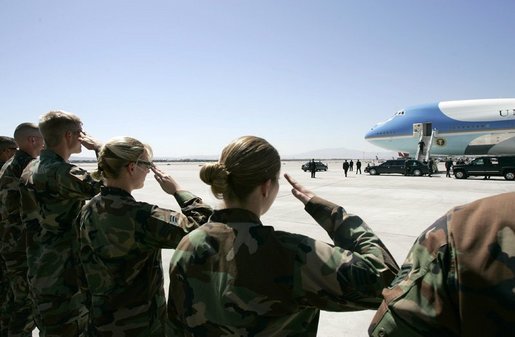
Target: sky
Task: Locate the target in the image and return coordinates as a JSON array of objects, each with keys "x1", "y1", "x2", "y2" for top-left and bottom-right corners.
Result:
[{"x1": 1, "y1": 0, "x2": 515, "y2": 158}]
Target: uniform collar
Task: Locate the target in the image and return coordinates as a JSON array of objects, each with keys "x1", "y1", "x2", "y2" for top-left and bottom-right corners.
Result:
[
  {"x1": 100, "y1": 185, "x2": 134, "y2": 199},
  {"x1": 210, "y1": 208, "x2": 262, "y2": 225},
  {"x1": 14, "y1": 149, "x2": 34, "y2": 161},
  {"x1": 40, "y1": 149, "x2": 66, "y2": 162}
]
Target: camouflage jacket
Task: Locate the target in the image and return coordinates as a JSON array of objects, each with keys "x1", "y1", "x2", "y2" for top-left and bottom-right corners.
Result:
[
  {"x1": 168, "y1": 196, "x2": 399, "y2": 337},
  {"x1": 79, "y1": 186, "x2": 213, "y2": 336},
  {"x1": 0, "y1": 150, "x2": 34, "y2": 257},
  {"x1": 369, "y1": 192, "x2": 515, "y2": 337},
  {"x1": 19, "y1": 149, "x2": 102, "y2": 301}
]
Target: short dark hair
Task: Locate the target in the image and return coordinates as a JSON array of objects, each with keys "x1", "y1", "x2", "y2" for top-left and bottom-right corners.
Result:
[
  {"x1": 0, "y1": 136, "x2": 17, "y2": 150},
  {"x1": 14, "y1": 123, "x2": 40, "y2": 143}
]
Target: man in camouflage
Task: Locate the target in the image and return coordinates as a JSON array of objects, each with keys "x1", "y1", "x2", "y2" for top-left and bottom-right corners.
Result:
[
  {"x1": 168, "y1": 173, "x2": 399, "y2": 336},
  {"x1": 0, "y1": 123, "x2": 44, "y2": 337},
  {"x1": 0, "y1": 135, "x2": 18, "y2": 337},
  {"x1": 19, "y1": 111, "x2": 102, "y2": 337},
  {"x1": 369, "y1": 192, "x2": 515, "y2": 336}
]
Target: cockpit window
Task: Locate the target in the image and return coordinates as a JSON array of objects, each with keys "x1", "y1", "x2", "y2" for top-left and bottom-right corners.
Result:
[{"x1": 394, "y1": 110, "x2": 405, "y2": 116}]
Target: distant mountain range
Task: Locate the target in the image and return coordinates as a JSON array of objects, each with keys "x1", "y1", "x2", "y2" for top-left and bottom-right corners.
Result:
[
  {"x1": 285, "y1": 147, "x2": 396, "y2": 160},
  {"x1": 71, "y1": 147, "x2": 396, "y2": 162}
]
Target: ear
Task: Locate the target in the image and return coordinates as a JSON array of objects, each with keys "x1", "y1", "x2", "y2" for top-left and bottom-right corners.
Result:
[
  {"x1": 260, "y1": 179, "x2": 272, "y2": 198},
  {"x1": 127, "y1": 162, "x2": 136, "y2": 175},
  {"x1": 63, "y1": 130, "x2": 73, "y2": 144}
]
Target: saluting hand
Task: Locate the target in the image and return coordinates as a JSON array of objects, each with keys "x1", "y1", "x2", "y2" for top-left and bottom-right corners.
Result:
[
  {"x1": 78, "y1": 131, "x2": 102, "y2": 152},
  {"x1": 284, "y1": 173, "x2": 315, "y2": 205},
  {"x1": 152, "y1": 166, "x2": 182, "y2": 195}
]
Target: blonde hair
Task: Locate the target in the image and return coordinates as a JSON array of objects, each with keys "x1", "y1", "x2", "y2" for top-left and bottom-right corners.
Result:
[
  {"x1": 96, "y1": 137, "x2": 153, "y2": 179},
  {"x1": 200, "y1": 136, "x2": 280, "y2": 202},
  {"x1": 39, "y1": 110, "x2": 82, "y2": 148}
]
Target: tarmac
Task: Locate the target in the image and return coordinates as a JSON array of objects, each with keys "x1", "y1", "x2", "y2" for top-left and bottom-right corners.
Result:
[{"x1": 35, "y1": 160, "x2": 515, "y2": 336}]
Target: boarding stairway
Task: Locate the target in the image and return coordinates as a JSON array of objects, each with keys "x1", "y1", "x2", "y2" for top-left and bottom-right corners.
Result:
[{"x1": 415, "y1": 129, "x2": 438, "y2": 162}]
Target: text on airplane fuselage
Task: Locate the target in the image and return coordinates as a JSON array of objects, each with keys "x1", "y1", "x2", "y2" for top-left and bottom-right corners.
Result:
[{"x1": 499, "y1": 109, "x2": 515, "y2": 117}]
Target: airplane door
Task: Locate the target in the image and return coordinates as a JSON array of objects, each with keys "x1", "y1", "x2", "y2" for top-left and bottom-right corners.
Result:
[
  {"x1": 413, "y1": 123, "x2": 433, "y2": 136},
  {"x1": 423, "y1": 123, "x2": 433, "y2": 136}
]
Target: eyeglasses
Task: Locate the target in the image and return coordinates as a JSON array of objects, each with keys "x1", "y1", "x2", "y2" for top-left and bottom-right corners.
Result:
[{"x1": 136, "y1": 159, "x2": 154, "y2": 169}]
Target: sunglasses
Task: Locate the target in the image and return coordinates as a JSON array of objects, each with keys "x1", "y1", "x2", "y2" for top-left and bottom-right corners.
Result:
[{"x1": 136, "y1": 159, "x2": 154, "y2": 169}]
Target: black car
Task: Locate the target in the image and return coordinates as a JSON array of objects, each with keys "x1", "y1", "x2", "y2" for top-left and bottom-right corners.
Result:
[
  {"x1": 452, "y1": 156, "x2": 515, "y2": 180},
  {"x1": 367, "y1": 159, "x2": 430, "y2": 176},
  {"x1": 301, "y1": 161, "x2": 328, "y2": 172}
]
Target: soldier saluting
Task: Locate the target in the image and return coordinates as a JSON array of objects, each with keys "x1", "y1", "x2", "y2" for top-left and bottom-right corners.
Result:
[{"x1": 20, "y1": 111, "x2": 102, "y2": 336}]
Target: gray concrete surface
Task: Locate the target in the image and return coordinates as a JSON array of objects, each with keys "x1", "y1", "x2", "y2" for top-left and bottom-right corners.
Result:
[{"x1": 33, "y1": 160, "x2": 515, "y2": 336}]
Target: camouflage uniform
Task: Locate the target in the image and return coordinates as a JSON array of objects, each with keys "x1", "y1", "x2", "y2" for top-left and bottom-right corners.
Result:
[
  {"x1": 0, "y1": 151, "x2": 37, "y2": 336},
  {"x1": 0, "y1": 262, "x2": 8, "y2": 337},
  {"x1": 19, "y1": 149, "x2": 101, "y2": 337},
  {"x1": 369, "y1": 192, "x2": 515, "y2": 337},
  {"x1": 168, "y1": 196, "x2": 399, "y2": 336},
  {"x1": 79, "y1": 186, "x2": 213, "y2": 337},
  {"x1": 0, "y1": 160, "x2": 10, "y2": 337}
]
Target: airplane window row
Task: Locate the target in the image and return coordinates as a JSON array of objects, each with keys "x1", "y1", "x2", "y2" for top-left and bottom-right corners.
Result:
[{"x1": 448, "y1": 124, "x2": 488, "y2": 130}]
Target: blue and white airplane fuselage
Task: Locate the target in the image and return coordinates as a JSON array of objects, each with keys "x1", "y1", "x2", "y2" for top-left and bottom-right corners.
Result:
[{"x1": 365, "y1": 98, "x2": 515, "y2": 156}]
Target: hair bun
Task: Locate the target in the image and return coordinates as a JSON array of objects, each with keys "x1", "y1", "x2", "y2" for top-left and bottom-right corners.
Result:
[
  {"x1": 199, "y1": 162, "x2": 229, "y2": 198},
  {"x1": 200, "y1": 162, "x2": 228, "y2": 184}
]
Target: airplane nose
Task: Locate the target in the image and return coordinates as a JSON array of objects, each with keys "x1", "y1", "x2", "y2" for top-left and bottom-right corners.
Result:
[{"x1": 364, "y1": 128, "x2": 376, "y2": 139}]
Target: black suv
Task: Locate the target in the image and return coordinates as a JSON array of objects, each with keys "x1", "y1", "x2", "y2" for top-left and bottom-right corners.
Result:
[
  {"x1": 301, "y1": 161, "x2": 328, "y2": 172},
  {"x1": 367, "y1": 159, "x2": 430, "y2": 176},
  {"x1": 452, "y1": 156, "x2": 515, "y2": 180}
]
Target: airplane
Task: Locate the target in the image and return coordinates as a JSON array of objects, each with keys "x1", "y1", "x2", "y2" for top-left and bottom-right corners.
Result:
[{"x1": 365, "y1": 98, "x2": 515, "y2": 158}]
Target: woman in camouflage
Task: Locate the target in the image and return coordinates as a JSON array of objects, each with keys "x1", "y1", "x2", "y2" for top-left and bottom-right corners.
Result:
[
  {"x1": 78, "y1": 137, "x2": 212, "y2": 337},
  {"x1": 168, "y1": 135, "x2": 399, "y2": 337}
]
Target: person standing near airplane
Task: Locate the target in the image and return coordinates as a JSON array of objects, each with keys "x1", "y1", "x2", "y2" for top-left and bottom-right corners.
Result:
[
  {"x1": 418, "y1": 140, "x2": 425, "y2": 154},
  {"x1": 427, "y1": 158, "x2": 434, "y2": 177},
  {"x1": 342, "y1": 159, "x2": 350, "y2": 177},
  {"x1": 349, "y1": 159, "x2": 354, "y2": 171},
  {"x1": 369, "y1": 192, "x2": 515, "y2": 336},
  {"x1": 168, "y1": 135, "x2": 399, "y2": 336},
  {"x1": 79, "y1": 137, "x2": 212, "y2": 336},
  {"x1": 445, "y1": 158, "x2": 453, "y2": 177},
  {"x1": 19, "y1": 110, "x2": 102, "y2": 336},
  {"x1": 0, "y1": 123, "x2": 44, "y2": 337},
  {"x1": 309, "y1": 158, "x2": 316, "y2": 178},
  {"x1": 356, "y1": 159, "x2": 362, "y2": 174}
]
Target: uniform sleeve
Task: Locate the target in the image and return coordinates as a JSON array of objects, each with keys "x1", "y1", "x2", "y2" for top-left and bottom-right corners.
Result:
[
  {"x1": 55, "y1": 165, "x2": 101, "y2": 200},
  {"x1": 368, "y1": 215, "x2": 459, "y2": 337},
  {"x1": 0, "y1": 174, "x2": 23, "y2": 252},
  {"x1": 296, "y1": 196, "x2": 399, "y2": 311},
  {"x1": 140, "y1": 191, "x2": 213, "y2": 249}
]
